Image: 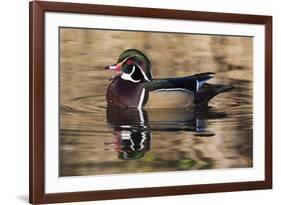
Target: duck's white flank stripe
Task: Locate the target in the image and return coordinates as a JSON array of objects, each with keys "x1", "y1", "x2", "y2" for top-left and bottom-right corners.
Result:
[
  {"x1": 154, "y1": 88, "x2": 194, "y2": 96},
  {"x1": 196, "y1": 79, "x2": 208, "y2": 91},
  {"x1": 196, "y1": 80, "x2": 199, "y2": 91},
  {"x1": 138, "y1": 88, "x2": 146, "y2": 110}
]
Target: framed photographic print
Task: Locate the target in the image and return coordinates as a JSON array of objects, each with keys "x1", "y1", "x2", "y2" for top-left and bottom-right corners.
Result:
[{"x1": 29, "y1": 1, "x2": 272, "y2": 204}]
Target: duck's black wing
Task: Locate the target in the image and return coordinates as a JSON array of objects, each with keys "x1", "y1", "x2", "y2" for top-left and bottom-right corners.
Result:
[{"x1": 143, "y1": 72, "x2": 215, "y2": 92}]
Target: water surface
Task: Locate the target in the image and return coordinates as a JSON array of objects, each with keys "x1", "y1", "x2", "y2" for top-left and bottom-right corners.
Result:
[{"x1": 59, "y1": 28, "x2": 253, "y2": 176}]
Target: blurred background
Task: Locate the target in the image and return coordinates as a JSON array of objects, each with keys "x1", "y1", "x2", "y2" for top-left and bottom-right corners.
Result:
[{"x1": 59, "y1": 27, "x2": 253, "y2": 176}]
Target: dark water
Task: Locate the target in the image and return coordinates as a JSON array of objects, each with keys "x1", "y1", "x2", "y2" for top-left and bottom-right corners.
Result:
[{"x1": 59, "y1": 28, "x2": 253, "y2": 176}]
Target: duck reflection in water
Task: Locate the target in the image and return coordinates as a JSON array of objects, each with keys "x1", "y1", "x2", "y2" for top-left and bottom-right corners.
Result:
[{"x1": 106, "y1": 107, "x2": 227, "y2": 160}]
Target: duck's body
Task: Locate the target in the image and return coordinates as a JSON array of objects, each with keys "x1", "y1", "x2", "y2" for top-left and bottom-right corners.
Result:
[
  {"x1": 107, "y1": 77, "x2": 195, "y2": 109},
  {"x1": 105, "y1": 49, "x2": 233, "y2": 109}
]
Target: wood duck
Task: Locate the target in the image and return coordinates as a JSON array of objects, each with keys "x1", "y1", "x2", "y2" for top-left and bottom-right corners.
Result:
[{"x1": 105, "y1": 49, "x2": 233, "y2": 109}]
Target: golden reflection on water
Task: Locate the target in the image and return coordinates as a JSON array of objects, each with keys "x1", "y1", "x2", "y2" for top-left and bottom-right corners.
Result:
[{"x1": 59, "y1": 28, "x2": 253, "y2": 176}]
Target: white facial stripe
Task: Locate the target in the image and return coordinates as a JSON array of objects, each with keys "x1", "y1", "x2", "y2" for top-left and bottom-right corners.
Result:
[
  {"x1": 121, "y1": 55, "x2": 150, "y2": 82},
  {"x1": 135, "y1": 64, "x2": 150, "y2": 82},
  {"x1": 121, "y1": 56, "x2": 131, "y2": 64},
  {"x1": 121, "y1": 55, "x2": 137, "y2": 65},
  {"x1": 121, "y1": 66, "x2": 141, "y2": 83},
  {"x1": 120, "y1": 61, "x2": 150, "y2": 83}
]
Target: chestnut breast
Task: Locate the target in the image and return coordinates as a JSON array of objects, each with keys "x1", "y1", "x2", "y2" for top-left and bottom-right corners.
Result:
[{"x1": 106, "y1": 77, "x2": 146, "y2": 108}]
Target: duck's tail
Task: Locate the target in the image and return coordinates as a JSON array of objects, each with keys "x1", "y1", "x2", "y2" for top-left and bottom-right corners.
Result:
[{"x1": 194, "y1": 83, "x2": 234, "y2": 106}]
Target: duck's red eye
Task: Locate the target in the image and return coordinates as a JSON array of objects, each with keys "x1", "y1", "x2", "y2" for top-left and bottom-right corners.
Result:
[{"x1": 127, "y1": 59, "x2": 133, "y2": 65}]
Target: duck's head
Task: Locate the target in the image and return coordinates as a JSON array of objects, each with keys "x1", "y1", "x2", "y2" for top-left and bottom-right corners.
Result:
[{"x1": 105, "y1": 49, "x2": 152, "y2": 83}]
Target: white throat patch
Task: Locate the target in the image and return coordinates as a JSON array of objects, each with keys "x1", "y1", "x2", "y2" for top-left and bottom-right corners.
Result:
[
  {"x1": 121, "y1": 65, "x2": 150, "y2": 83},
  {"x1": 121, "y1": 66, "x2": 141, "y2": 83}
]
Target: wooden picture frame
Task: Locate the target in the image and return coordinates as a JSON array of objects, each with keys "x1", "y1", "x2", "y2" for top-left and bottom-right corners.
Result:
[{"x1": 29, "y1": 1, "x2": 272, "y2": 204}]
